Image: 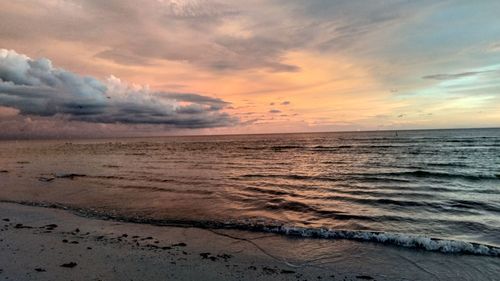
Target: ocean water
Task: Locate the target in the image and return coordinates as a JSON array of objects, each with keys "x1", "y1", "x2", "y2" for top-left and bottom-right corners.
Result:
[{"x1": 0, "y1": 128, "x2": 499, "y2": 255}]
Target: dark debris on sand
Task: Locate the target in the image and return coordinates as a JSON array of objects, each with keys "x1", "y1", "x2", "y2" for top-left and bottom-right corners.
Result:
[
  {"x1": 262, "y1": 266, "x2": 278, "y2": 275},
  {"x1": 34, "y1": 268, "x2": 46, "y2": 272},
  {"x1": 199, "y1": 252, "x2": 233, "y2": 263},
  {"x1": 217, "y1": 253, "x2": 232, "y2": 262},
  {"x1": 200, "y1": 252, "x2": 212, "y2": 259},
  {"x1": 14, "y1": 223, "x2": 33, "y2": 229},
  {"x1": 60, "y1": 262, "x2": 77, "y2": 268},
  {"x1": 356, "y1": 275, "x2": 375, "y2": 280}
]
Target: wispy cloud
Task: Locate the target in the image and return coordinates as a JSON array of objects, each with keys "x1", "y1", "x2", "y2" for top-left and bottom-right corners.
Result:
[{"x1": 422, "y1": 70, "x2": 493, "y2": 81}]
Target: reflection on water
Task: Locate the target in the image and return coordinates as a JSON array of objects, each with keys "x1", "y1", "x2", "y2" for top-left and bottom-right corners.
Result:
[{"x1": 0, "y1": 128, "x2": 499, "y2": 249}]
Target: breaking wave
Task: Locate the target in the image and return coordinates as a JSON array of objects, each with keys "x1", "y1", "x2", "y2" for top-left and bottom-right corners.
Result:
[{"x1": 264, "y1": 226, "x2": 500, "y2": 256}]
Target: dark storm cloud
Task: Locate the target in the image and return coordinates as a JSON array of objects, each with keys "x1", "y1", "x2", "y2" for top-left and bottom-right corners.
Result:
[{"x1": 0, "y1": 49, "x2": 237, "y2": 128}]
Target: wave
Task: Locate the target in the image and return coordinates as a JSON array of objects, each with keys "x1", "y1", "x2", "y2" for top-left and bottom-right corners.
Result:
[
  {"x1": 87, "y1": 175, "x2": 175, "y2": 184},
  {"x1": 239, "y1": 170, "x2": 499, "y2": 183},
  {"x1": 110, "y1": 184, "x2": 214, "y2": 195},
  {"x1": 239, "y1": 174, "x2": 333, "y2": 181},
  {"x1": 253, "y1": 196, "x2": 487, "y2": 218},
  {"x1": 271, "y1": 145, "x2": 305, "y2": 150},
  {"x1": 310, "y1": 145, "x2": 352, "y2": 150},
  {"x1": 425, "y1": 162, "x2": 470, "y2": 168},
  {"x1": 2, "y1": 200, "x2": 499, "y2": 257},
  {"x1": 364, "y1": 170, "x2": 499, "y2": 181},
  {"x1": 264, "y1": 226, "x2": 500, "y2": 256},
  {"x1": 320, "y1": 195, "x2": 500, "y2": 214},
  {"x1": 449, "y1": 199, "x2": 500, "y2": 213}
]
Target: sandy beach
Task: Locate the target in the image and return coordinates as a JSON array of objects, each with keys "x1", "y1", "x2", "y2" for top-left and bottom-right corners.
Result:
[{"x1": 1, "y1": 201, "x2": 498, "y2": 281}]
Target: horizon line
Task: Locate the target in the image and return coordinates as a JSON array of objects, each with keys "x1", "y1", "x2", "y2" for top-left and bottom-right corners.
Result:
[{"x1": 1, "y1": 126, "x2": 498, "y2": 141}]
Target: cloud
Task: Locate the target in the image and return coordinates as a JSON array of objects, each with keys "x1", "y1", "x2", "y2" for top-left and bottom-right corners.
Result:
[
  {"x1": 269, "y1": 109, "x2": 281, "y2": 114},
  {"x1": 281, "y1": 101, "x2": 290, "y2": 105},
  {"x1": 0, "y1": 49, "x2": 237, "y2": 128},
  {"x1": 1, "y1": 0, "x2": 300, "y2": 72},
  {"x1": 0, "y1": 0, "x2": 436, "y2": 73},
  {"x1": 422, "y1": 70, "x2": 493, "y2": 81}
]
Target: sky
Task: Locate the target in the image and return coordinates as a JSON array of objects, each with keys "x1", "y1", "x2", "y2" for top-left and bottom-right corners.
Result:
[{"x1": 0, "y1": 0, "x2": 499, "y2": 138}]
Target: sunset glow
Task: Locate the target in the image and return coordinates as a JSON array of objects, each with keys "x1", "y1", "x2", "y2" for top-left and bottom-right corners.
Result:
[{"x1": 1, "y1": 1, "x2": 499, "y2": 137}]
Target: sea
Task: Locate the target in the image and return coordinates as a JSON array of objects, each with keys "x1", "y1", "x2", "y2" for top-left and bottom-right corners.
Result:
[{"x1": 0, "y1": 128, "x2": 499, "y2": 256}]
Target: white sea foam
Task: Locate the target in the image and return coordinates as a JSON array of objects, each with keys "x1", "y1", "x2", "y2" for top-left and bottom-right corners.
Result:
[{"x1": 262, "y1": 226, "x2": 500, "y2": 256}]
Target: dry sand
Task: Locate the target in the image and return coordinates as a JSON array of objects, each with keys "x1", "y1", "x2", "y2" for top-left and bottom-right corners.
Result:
[{"x1": 0, "y1": 202, "x2": 498, "y2": 281}]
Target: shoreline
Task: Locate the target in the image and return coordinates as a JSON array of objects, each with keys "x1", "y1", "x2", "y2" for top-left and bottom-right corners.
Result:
[
  {"x1": 2, "y1": 200, "x2": 499, "y2": 257},
  {"x1": 1, "y1": 202, "x2": 499, "y2": 281}
]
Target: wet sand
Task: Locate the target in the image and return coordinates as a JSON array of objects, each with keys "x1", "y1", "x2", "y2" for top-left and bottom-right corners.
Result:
[{"x1": 0, "y1": 202, "x2": 498, "y2": 281}]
